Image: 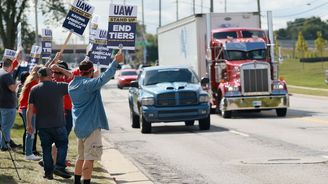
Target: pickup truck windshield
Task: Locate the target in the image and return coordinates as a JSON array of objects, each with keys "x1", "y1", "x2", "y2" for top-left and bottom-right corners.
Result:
[
  {"x1": 144, "y1": 68, "x2": 199, "y2": 85},
  {"x1": 225, "y1": 49, "x2": 266, "y2": 60}
]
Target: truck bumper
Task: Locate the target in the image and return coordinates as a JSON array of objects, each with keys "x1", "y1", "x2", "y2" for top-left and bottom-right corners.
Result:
[
  {"x1": 222, "y1": 94, "x2": 289, "y2": 111},
  {"x1": 141, "y1": 103, "x2": 210, "y2": 123}
]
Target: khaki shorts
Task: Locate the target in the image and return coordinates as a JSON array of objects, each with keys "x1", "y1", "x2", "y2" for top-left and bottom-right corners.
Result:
[{"x1": 77, "y1": 129, "x2": 103, "y2": 160}]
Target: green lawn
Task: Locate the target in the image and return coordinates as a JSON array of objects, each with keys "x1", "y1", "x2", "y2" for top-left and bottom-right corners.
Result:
[
  {"x1": 0, "y1": 114, "x2": 114, "y2": 184},
  {"x1": 279, "y1": 58, "x2": 328, "y2": 89}
]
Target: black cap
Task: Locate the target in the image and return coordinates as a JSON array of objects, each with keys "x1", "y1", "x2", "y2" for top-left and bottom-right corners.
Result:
[
  {"x1": 57, "y1": 61, "x2": 69, "y2": 70},
  {"x1": 38, "y1": 67, "x2": 51, "y2": 77}
]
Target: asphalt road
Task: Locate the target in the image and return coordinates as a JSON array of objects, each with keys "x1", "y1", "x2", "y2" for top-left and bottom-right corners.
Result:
[{"x1": 102, "y1": 80, "x2": 328, "y2": 184}]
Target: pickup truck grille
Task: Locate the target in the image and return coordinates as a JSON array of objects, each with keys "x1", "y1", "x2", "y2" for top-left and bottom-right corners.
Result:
[
  {"x1": 157, "y1": 91, "x2": 198, "y2": 106},
  {"x1": 241, "y1": 62, "x2": 271, "y2": 95}
]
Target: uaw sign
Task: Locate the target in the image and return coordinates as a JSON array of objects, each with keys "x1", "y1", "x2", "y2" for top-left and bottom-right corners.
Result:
[
  {"x1": 28, "y1": 45, "x2": 42, "y2": 71},
  {"x1": 63, "y1": 0, "x2": 95, "y2": 36},
  {"x1": 3, "y1": 49, "x2": 16, "y2": 60},
  {"x1": 41, "y1": 28, "x2": 52, "y2": 59},
  {"x1": 108, "y1": 4, "x2": 137, "y2": 50},
  {"x1": 90, "y1": 29, "x2": 113, "y2": 66},
  {"x1": 89, "y1": 14, "x2": 99, "y2": 43}
]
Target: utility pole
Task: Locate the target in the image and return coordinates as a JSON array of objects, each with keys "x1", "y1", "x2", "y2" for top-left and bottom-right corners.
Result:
[
  {"x1": 257, "y1": 0, "x2": 261, "y2": 28},
  {"x1": 210, "y1": 0, "x2": 213, "y2": 12},
  {"x1": 34, "y1": 0, "x2": 39, "y2": 45},
  {"x1": 159, "y1": 0, "x2": 161, "y2": 27},
  {"x1": 176, "y1": 0, "x2": 179, "y2": 21},
  {"x1": 224, "y1": 0, "x2": 227, "y2": 12},
  {"x1": 193, "y1": 0, "x2": 195, "y2": 14},
  {"x1": 141, "y1": 0, "x2": 147, "y2": 64}
]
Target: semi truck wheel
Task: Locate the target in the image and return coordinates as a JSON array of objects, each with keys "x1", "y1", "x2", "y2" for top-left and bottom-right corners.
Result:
[
  {"x1": 185, "y1": 121, "x2": 195, "y2": 126},
  {"x1": 199, "y1": 115, "x2": 210, "y2": 130},
  {"x1": 276, "y1": 108, "x2": 287, "y2": 117},
  {"x1": 130, "y1": 109, "x2": 140, "y2": 128}
]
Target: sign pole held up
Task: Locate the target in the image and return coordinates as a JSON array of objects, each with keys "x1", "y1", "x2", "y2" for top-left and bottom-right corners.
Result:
[{"x1": 59, "y1": 31, "x2": 73, "y2": 55}]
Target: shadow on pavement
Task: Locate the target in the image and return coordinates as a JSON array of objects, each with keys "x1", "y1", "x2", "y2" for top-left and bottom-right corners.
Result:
[
  {"x1": 150, "y1": 123, "x2": 229, "y2": 134},
  {"x1": 0, "y1": 175, "x2": 19, "y2": 184},
  {"x1": 221, "y1": 108, "x2": 317, "y2": 119}
]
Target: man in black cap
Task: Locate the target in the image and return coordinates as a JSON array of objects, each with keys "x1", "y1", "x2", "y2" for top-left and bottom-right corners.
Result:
[{"x1": 26, "y1": 67, "x2": 71, "y2": 180}]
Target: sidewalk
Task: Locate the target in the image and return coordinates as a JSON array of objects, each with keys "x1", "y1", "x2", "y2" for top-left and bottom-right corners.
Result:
[{"x1": 101, "y1": 137, "x2": 153, "y2": 184}]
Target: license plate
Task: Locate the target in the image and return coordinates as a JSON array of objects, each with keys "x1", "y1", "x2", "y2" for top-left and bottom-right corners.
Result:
[{"x1": 252, "y1": 101, "x2": 262, "y2": 107}]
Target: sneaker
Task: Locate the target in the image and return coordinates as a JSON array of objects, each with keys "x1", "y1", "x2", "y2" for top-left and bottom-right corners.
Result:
[
  {"x1": 1, "y1": 147, "x2": 9, "y2": 151},
  {"x1": 43, "y1": 173, "x2": 54, "y2": 180},
  {"x1": 54, "y1": 168, "x2": 71, "y2": 179},
  {"x1": 25, "y1": 154, "x2": 42, "y2": 161},
  {"x1": 38, "y1": 160, "x2": 44, "y2": 167}
]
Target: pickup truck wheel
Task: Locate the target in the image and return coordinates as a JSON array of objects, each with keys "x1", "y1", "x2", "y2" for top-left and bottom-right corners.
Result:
[
  {"x1": 221, "y1": 110, "x2": 232, "y2": 118},
  {"x1": 117, "y1": 84, "x2": 123, "y2": 89},
  {"x1": 130, "y1": 109, "x2": 140, "y2": 128},
  {"x1": 140, "y1": 111, "x2": 151, "y2": 133},
  {"x1": 185, "y1": 121, "x2": 195, "y2": 126},
  {"x1": 199, "y1": 115, "x2": 210, "y2": 130},
  {"x1": 276, "y1": 108, "x2": 287, "y2": 117}
]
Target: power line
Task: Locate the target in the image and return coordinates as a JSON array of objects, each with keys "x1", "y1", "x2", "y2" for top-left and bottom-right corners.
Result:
[{"x1": 273, "y1": 2, "x2": 328, "y2": 18}]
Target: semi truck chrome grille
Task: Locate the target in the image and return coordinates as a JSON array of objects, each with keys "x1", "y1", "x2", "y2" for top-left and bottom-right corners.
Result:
[
  {"x1": 157, "y1": 91, "x2": 198, "y2": 106},
  {"x1": 241, "y1": 62, "x2": 271, "y2": 95}
]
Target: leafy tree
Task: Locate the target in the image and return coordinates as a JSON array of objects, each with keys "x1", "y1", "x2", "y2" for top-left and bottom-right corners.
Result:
[
  {"x1": 295, "y1": 31, "x2": 308, "y2": 58},
  {"x1": 0, "y1": 0, "x2": 66, "y2": 49},
  {"x1": 314, "y1": 31, "x2": 327, "y2": 57},
  {"x1": 275, "y1": 17, "x2": 328, "y2": 40}
]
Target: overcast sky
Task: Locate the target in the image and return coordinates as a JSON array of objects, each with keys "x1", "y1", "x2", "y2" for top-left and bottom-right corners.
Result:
[{"x1": 29, "y1": 0, "x2": 328, "y2": 44}]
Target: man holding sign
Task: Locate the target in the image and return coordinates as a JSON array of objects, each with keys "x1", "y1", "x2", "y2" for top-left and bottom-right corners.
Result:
[{"x1": 69, "y1": 51, "x2": 123, "y2": 184}]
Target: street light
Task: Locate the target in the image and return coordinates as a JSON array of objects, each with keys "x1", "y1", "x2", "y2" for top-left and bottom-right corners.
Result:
[{"x1": 34, "y1": 0, "x2": 39, "y2": 45}]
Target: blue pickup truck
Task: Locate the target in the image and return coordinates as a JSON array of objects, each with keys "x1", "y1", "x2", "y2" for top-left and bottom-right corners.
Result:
[{"x1": 128, "y1": 66, "x2": 211, "y2": 133}]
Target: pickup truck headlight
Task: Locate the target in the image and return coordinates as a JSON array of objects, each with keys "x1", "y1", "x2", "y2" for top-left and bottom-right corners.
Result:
[
  {"x1": 227, "y1": 86, "x2": 239, "y2": 92},
  {"x1": 199, "y1": 95, "x2": 209, "y2": 103},
  {"x1": 141, "y1": 97, "x2": 155, "y2": 106},
  {"x1": 273, "y1": 83, "x2": 284, "y2": 90}
]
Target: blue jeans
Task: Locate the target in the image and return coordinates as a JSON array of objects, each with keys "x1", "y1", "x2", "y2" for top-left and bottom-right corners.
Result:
[
  {"x1": 38, "y1": 127, "x2": 68, "y2": 175},
  {"x1": 21, "y1": 108, "x2": 36, "y2": 156},
  {"x1": 0, "y1": 108, "x2": 16, "y2": 149},
  {"x1": 65, "y1": 109, "x2": 72, "y2": 137}
]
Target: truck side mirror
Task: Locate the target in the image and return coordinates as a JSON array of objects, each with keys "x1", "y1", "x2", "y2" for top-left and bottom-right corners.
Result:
[
  {"x1": 201, "y1": 77, "x2": 209, "y2": 86},
  {"x1": 130, "y1": 80, "x2": 139, "y2": 88}
]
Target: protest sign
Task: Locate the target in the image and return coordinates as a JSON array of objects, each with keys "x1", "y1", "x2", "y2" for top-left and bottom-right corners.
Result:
[
  {"x1": 107, "y1": 4, "x2": 137, "y2": 50},
  {"x1": 89, "y1": 29, "x2": 113, "y2": 66},
  {"x1": 3, "y1": 49, "x2": 17, "y2": 60},
  {"x1": 28, "y1": 45, "x2": 42, "y2": 71},
  {"x1": 89, "y1": 14, "x2": 99, "y2": 43},
  {"x1": 63, "y1": 0, "x2": 95, "y2": 36},
  {"x1": 41, "y1": 28, "x2": 53, "y2": 59}
]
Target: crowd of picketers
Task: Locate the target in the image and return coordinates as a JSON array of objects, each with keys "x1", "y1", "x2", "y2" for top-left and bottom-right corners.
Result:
[{"x1": 0, "y1": 49, "x2": 124, "y2": 184}]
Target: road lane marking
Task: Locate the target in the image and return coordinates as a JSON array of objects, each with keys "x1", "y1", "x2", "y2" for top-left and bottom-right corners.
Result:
[
  {"x1": 229, "y1": 130, "x2": 250, "y2": 137},
  {"x1": 297, "y1": 117, "x2": 328, "y2": 124}
]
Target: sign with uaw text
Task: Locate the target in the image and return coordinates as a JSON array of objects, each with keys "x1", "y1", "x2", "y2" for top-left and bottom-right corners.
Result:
[
  {"x1": 41, "y1": 28, "x2": 52, "y2": 59},
  {"x1": 62, "y1": 0, "x2": 95, "y2": 36},
  {"x1": 108, "y1": 4, "x2": 137, "y2": 50},
  {"x1": 28, "y1": 45, "x2": 42, "y2": 71},
  {"x1": 90, "y1": 29, "x2": 113, "y2": 66},
  {"x1": 3, "y1": 49, "x2": 16, "y2": 60}
]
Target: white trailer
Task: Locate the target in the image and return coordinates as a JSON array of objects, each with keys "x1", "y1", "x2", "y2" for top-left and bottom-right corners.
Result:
[{"x1": 157, "y1": 12, "x2": 260, "y2": 78}]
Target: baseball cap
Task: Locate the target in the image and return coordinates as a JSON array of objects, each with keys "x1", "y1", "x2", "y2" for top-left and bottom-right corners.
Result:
[{"x1": 38, "y1": 67, "x2": 52, "y2": 77}]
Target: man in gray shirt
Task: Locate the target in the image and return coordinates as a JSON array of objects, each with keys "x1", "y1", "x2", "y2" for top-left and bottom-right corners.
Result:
[
  {"x1": 0, "y1": 58, "x2": 17, "y2": 151},
  {"x1": 27, "y1": 67, "x2": 71, "y2": 180}
]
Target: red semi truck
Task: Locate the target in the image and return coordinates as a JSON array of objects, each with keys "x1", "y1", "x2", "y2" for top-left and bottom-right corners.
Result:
[{"x1": 158, "y1": 12, "x2": 289, "y2": 118}]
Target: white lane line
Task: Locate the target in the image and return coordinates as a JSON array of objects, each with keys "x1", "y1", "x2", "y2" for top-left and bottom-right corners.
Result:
[
  {"x1": 321, "y1": 155, "x2": 328, "y2": 159},
  {"x1": 229, "y1": 130, "x2": 250, "y2": 137}
]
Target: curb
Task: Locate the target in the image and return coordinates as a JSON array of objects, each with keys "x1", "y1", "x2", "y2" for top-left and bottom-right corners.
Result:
[{"x1": 100, "y1": 136, "x2": 153, "y2": 184}]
